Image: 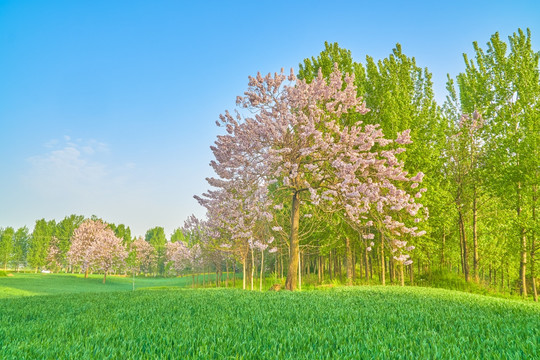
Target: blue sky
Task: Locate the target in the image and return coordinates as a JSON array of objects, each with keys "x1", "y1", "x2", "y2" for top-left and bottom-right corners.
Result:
[{"x1": 0, "y1": 0, "x2": 538, "y2": 237}]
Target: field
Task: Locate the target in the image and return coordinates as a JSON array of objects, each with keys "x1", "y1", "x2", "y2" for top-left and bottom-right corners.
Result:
[
  {"x1": 1, "y1": 275, "x2": 539, "y2": 359},
  {"x1": 0, "y1": 273, "x2": 200, "y2": 298}
]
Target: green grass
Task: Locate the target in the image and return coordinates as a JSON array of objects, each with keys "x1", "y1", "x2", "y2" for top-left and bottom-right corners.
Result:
[
  {"x1": 0, "y1": 273, "x2": 205, "y2": 298},
  {"x1": 1, "y1": 285, "x2": 538, "y2": 359}
]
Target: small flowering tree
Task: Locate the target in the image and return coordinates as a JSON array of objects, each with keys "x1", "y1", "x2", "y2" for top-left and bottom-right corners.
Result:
[
  {"x1": 46, "y1": 236, "x2": 62, "y2": 272},
  {"x1": 87, "y1": 233, "x2": 127, "y2": 283},
  {"x1": 131, "y1": 237, "x2": 156, "y2": 276},
  {"x1": 68, "y1": 219, "x2": 127, "y2": 283}
]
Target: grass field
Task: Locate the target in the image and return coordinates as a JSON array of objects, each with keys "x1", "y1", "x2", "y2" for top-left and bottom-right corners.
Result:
[
  {"x1": 0, "y1": 273, "x2": 217, "y2": 298},
  {"x1": 1, "y1": 276, "x2": 539, "y2": 359}
]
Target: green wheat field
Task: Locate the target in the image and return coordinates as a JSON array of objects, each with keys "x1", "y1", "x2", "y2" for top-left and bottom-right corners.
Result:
[{"x1": 1, "y1": 274, "x2": 538, "y2": 359}]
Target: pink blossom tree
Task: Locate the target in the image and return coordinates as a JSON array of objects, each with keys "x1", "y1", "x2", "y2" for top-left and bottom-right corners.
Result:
[
  {"x1": 204, "y1": 65, "x2": 427, "y2": 290},
  {"x1": 46, "y1": 236, "x2": 62, "y2": 273},
  {"x1": 131, "y1": 237, "x2": 156, "y2": 276},
  {"x1": 67, "y1": 219, "x2": 127, "y2": 283}
]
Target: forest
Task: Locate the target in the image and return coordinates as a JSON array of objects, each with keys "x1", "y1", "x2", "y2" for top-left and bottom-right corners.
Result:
[{"x1": 1, "y1": 28, "x2": 538, "y2": 301}]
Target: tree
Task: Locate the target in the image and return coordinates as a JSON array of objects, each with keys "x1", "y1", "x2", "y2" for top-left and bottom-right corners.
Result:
[
  {"x1": 55, "y1": 215, "x2": 85, "y2": 270},
  {"x1": 87, "y1": 232, "x2": 127, "y2": 283},
  {"x1": 131, "y1": 237, "x2": 156, "y2": 275},
  {"x1": 68, "y1": 219, "x2": 127, "y2": 282},
  {"x1": 0, "y1": 227, "x2": 14, "y2": 270},
  {"x1": 203, "y1": 65, "x2": 427, "y2": 290},
  {"x1": 28, "y1": 219, "x2": 56, "y2": 272},
  {"x1": 46, "y1": 236, "x2": 62, "y2": 272},
  {"x1": 448, "y1": 28, "x2": 540, "y2": 298},
  {"x1": 11, "y1": 227, "x2": 30, "y2": 271},
  {"x1": 145, "y1": 227, "x2": 167, "y2": 275}
]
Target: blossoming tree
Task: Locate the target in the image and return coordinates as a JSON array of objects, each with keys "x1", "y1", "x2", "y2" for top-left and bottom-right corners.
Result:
[{"x1": 202, "y1": 64, "x2": 427, "y2": 290}]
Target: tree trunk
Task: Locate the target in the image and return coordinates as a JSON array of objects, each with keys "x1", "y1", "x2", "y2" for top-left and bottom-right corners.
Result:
[
  {"x1": 286, "y1": 191, "x2": 301, "y2": 291},
  {"x1": 473, "y1": 188, "x2": 479, "y2": 283},
  {"x1": 318, "y1": 255, "x2": 322, "y2": 283},
  {"x1": 458, "y1": 211, "x2": 469, "y2": 282},
  {"x1": 103, "y1": 271, "x2": 107, "y2": 284},
  {"x1": 250, "y1": 247, "x2": 254, "y2": 291},
  {"x1": 440, "y1": 228, "x2": 446, "y2": 270},
  {"x1": 242, "y1": 260, "x2": 246, "y2": 290},
  {"x1": 260, "y1": 250, "x2": 264, "y2": 291},
  {"x1": 532, "y1": 182, "x2": 538, "y2": 301},
  {"x1": 225, "y1": 261, "x2": 229, "y2": 288},
  {"x1": 345, "y1": 237, "x2": 353, "y2": 285},
  {"x1": 380, "y1": 234, "x2": 386, "y2": 286},
  {"x1": 298, "y1": 250, "x2": 302, "y2": 291},
  {"x1": 400, "y1": 263, "x2": 405, "y2": 286},
  {"x1": 328, "y1": 250, "x2": 332, "y2": 281},
  {"x1": 364, "y1": 239, "x2": 369, "y2": 282},
  {"x1": 518, "y1": 182, "x2": 527, "y2": 297}
]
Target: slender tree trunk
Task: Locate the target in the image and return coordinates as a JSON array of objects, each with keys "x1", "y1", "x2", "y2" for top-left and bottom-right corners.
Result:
[
  {"x1": 458, "y1": 211, "x2": 469, "y2": 282},
  {"x1": 225, "y1": 260, "x2": 229, "y2": 288},
  {"x1": 532, "y1": 182, "x2": 538, "y2": 301},
  {"x1": 441, "y1": 230, "x2": 446, "y2": 270},
  {"x1": 280, "y1": 250, "x2": 284, "y2": 280},
  {"x1": 251, "y1": 247, "x2": 255, "y2": 291},
  {"x1": 345, "y1": 237, "x2": 353, "y2": 285},
  {"x1": 328, "y1": 250, "x2": 332, "y2": 281},
  {"x1": 103, "y1": 271, "x2": 107, "y2": 284},
  {"x1": 380, "y1": 234, "x2": 386, "y2": 286},
  {"x1": 473, "y1": 187, "x2": 479, "y2": 283},
  {"x1": 364, "y1": 239, "x2": 369, "y2": 282},
  {"x1": 85, "y1": 268, "x2": 89, "y2": 279},
  {"x1": 260, "y1": 250, "x2": 264, "y2": 291},
  {"x1": 242, "y1": 260, "x2": 246, "y2": 290},
  {"x1": 400, "y1": 263, "x2": 405, "y2": 286},
  {"x1": 286, "y1": 191, "x2": 301, "y2": 291},
  {"x1": 318, "y1": 255, "x2": 322, "y2": 283},
  {"x1": 298, "y1": 250, "x2": 302, "y2": 291},
  {"x1": 518, "y1": 182, "x2": 528, "y2": 297}
]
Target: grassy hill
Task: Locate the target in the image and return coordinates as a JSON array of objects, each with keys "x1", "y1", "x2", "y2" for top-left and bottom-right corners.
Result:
[{"x1": 0, "y1": 279, "x2": 538, "y2": 359}]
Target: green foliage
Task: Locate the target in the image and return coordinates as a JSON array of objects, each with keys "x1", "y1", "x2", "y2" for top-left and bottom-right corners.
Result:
[
  {"x1": 146, "y1": 226, "x2": 167, "y2": 275},
  {"x1": 27, "y1": 219, "x2": 56, "y2": 271},
  {"x1": 11, "y1": 227, "x2": 30, "y2": 270},
  {"x1": 0, "y1": 287, "x2": 538, "y2": 359},
  {"x1": 0, "y1": 228, "x2": 14, "y2": 270},
  {"x1": 0, "y1": 271, "x2": 8, "y2": 277}
]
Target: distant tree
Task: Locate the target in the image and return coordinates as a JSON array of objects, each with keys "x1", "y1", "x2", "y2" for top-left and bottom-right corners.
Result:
[
  {"x1": 68, "y1": 219, "x2": 127, "y2": 282},
  {"x1": 145, "y1": 227, "x2": 167, "y2": 275},
  {"x1": 55, "y1": 215, "x2": 85, "y2": 270},
  {"x1": 87, "y1": 231, "x2": 127, "y2": 284},
  {"x1": 131, "y1": 237, "x2": 156, "y2": 275},
  {"x1": 28, "y1": 219, "x2": 56, "y2": 272},
  {"x1": 11, "y1": 226, "x2": 30, "y2": 271},
  {"x1": 46, "y1": 236, "x2": 62, "y2": 272},
  {"x1": 109, "y1": 223, "x2": 133, "y2": 248},
  {"x1": 0, "y1": 227, "x2": 14, "y2": 270},
  {"x1": 170, "y1": 228, "x2": 185, "y2": 243}
]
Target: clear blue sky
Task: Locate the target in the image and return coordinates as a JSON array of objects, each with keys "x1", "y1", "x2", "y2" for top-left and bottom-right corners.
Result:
[{"x1": 0, "y1": 0, "x2": 538, "y2": 237}]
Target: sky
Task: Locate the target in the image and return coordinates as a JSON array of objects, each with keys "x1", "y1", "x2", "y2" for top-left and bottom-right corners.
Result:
[{"x1": 0, "y1": 0, "x2": 538, "y2": 238}]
